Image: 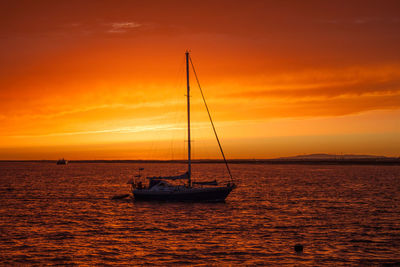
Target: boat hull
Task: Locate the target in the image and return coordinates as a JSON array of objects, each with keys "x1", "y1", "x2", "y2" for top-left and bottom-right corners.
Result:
[{"x1": 133, "y1": 185, "x2": 235, "y2": 202}]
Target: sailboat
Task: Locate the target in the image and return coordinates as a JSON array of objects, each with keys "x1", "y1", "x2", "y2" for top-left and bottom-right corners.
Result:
[
  {"x1": 56, "y1": 158, "x2": 68, "y2": 165},
  {"x1": 131, "y1": 51, "x2": 236, "y2": 202}
]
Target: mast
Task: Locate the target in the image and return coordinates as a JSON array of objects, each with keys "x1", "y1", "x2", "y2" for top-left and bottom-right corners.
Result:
[{"x1": 186, "y1": 50, "x2": 192, "y2": 186}]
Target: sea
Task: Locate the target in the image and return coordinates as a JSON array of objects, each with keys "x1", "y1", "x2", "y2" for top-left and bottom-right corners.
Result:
[{"x1": 0, "y1": 162, "x2": 399, "y2": 266}]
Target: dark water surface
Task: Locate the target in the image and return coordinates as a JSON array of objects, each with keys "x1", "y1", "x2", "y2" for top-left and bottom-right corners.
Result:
[{"x1": 0, "y1": 162, "x2": 399, "y2": 265}]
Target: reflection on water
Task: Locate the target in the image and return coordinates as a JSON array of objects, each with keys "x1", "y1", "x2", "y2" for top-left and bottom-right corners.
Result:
[{"x1": 0, "y1": 162, "x2": 399, "y2": 265}]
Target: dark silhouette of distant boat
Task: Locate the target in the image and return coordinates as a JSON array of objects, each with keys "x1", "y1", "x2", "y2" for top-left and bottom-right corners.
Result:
[
  {"x1": 56, "y1": 158, "x2": 68, "y2": 165},
  {"x1": 130, "y1": 51, "x2": 236, "y2": 202}
]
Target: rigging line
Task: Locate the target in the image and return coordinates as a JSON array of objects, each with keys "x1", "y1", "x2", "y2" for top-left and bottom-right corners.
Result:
[
  {"x1": 170, "y1": 54, "x2": 187, "y2": 160},
  {"x1": 189, "y1": 56, "x2": 234, "y2": 182}
]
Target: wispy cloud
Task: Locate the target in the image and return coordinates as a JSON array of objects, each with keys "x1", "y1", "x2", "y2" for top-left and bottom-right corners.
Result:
[
  {"x1": 226, "y1": 79, "x2": 400, "y2": 100},
  {"x1": 10, "y1": 124, "x2": 185, "y2": 138},
  {"x1": 8, "y1": 120, "x2": 217, "y2": 139},
  {"x1": 17, "y1": 100, "x2": 182, "y2": 120},
  {"x1": 212, "y1": 65, "x2": 400, "y2": 119},
  {"x1": 319, "y1": 17, "x2": 400, "y2": 25},
  {"x1": 107, "y1": 22, "x2": 141, "y2": 33},
  {"x1": 223, "y1": 65, "x2": 400, "y2": 101}
]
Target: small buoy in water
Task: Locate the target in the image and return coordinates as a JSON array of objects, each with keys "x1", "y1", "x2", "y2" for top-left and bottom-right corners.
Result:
[
  {"x1": 111, "y1": 194, "x2": 130, "y2": 200},
  {"x1": 294, "y1": 244, "x2": 303, "y2": 253}
]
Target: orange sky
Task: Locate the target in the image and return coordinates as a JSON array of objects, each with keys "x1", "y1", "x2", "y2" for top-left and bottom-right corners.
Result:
[{"x1": 0, "y1": 0, "x2": 399, "y2": 160}]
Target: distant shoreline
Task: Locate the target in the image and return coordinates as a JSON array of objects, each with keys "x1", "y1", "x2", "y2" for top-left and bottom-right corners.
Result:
[{"x1": 1, "y1": 158, "x2": 400, "y2": 165}]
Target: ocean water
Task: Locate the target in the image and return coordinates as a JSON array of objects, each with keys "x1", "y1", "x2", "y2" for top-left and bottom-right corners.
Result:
[{"x1": 0, "y1": 162, "x2": 399, "y2": 266}]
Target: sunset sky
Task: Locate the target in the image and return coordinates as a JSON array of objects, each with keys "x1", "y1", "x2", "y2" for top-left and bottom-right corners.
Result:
[{"x1": 0, "y1": 0, "x2": 399, "y2": 160}]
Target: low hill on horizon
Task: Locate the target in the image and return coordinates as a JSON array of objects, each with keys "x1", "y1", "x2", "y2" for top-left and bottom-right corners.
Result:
[{"x1": 276, "y1": 153, "x2": 390, "y2": 160}]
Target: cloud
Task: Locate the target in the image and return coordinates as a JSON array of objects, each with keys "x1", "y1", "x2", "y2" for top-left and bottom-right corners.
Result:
[
  {"x1": 223, "y1": 65, "x2": 400, "y2": 100},
  {"x1": 215, "y1": 92, "x2": 400, "y2": 121},
  {"x1": 107, "y1": 22, "x2": 141, "y2": 33},
  {"x1": 319, "y1": 17, "x2": 400, "y2": 25},
  {"x1": 10, "y1": 124, "x2": 185, "y2": 138},
  {"x1": 228, "y1": 78, "x2": 400, "y2": 100},
  {"x1": 212, "y1": 65, "x2": 400, "y2": 119},
  {"x1": 4, "y1": 98, "x2": 183, "y2": 120}
]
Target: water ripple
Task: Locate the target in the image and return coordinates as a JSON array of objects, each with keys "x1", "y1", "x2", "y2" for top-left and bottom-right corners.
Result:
[{"x1": 0, "y1": 162, "x2": 399, "y2": 265}]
